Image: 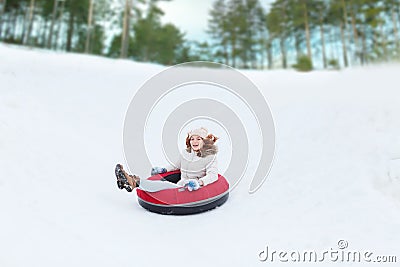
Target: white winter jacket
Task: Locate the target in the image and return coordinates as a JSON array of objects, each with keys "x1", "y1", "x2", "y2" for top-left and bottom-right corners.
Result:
[{"x1": 166, "y1": 141, "x2": 218, "y2": 187}]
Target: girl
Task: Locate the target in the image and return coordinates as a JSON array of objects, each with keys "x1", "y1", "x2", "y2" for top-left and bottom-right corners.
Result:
[{"x1": 115, "y1": 127, "x2": 219, "y2": 192}]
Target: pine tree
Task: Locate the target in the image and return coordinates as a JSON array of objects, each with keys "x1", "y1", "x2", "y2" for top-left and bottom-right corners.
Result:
[
  {"x1": 120, "y1": 0, "x2": 132, "y2": 58},
  {"x1": 266, "y1": 0, "x2": 290, "y2": 68},
  {"x1": 242, "y1": 0, "x2": 266, "y2": 69},
  {"x1": 47, "y1": 0, "x2": 59, "y2": 48},
  {"x1": 207, "y1": 0, "x2": 230, "y2": 64},
  {"x1": 315, "y1": 0, "x2": 328, "y2": 68},
  {"x1": 302, "y1": 0, "x2": 312, "y2": 60},
  {"x1": 85, "y1": 0, "x2": 94, "y2": 53},
  {"x1": 327, "y1": 0, "x2": 348, "y2": 67}
]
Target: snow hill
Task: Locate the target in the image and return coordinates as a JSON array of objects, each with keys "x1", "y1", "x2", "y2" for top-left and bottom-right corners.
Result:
[{"x1": 1, "y1": 43, "x2": 399, "y2": 267}]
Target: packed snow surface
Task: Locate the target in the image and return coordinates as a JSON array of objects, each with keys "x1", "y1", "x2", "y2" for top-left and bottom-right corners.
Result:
[{"x1": 1, "y1": 43, "x2": 399, "y2": 266}]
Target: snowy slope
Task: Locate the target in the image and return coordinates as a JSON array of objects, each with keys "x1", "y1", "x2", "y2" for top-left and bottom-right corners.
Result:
[{"x1": 1, "y1": 43, "x2": 399, "y2": 267}]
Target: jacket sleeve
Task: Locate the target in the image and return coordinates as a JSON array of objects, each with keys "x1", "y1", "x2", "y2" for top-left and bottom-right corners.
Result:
[
  {"x1": 199, "y1": 157, "x2": 218, "y2": 186},
  {"x1": 165, "y1": 155, "x2": 181, "y2": 172}
]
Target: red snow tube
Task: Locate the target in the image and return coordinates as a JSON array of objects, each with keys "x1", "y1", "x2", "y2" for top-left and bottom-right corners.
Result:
[{"x1": 136, "y1": 170, "x2": 229, "y2": 215}]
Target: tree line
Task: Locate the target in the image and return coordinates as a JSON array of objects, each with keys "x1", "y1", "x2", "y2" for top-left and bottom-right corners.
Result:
[
  {"x1": 0, "y1": 0, "x2": 189, "y2": 65},
  {"x1": 207, "y1": 0, "x2": 400, "y2": 69},
  {"x1": 0, "y1": 0, "x2": 399, "y2": 69}
]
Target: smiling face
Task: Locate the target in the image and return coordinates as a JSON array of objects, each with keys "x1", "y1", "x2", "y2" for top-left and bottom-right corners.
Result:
[{"x1": 190, "y1": 135, "x2": 204, "y2": 152}]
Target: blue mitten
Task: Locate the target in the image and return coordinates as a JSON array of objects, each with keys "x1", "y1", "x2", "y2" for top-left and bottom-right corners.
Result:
[
  {"x1": 151, "y1": 167, "x2": 167, "y2": 176},
  {"x1": 186, "y1": 179, "x2": 201, "y2": 191}
]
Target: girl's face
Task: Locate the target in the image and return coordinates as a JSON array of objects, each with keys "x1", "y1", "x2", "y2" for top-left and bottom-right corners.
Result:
[{"x1": 190, "y1": 135, "x2": 204, "y2": 151}]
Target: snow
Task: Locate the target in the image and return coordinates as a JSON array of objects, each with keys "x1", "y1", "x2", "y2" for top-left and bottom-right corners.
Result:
[{"x1": 1, "y1": 43, "x2": 399, "y2": 266}]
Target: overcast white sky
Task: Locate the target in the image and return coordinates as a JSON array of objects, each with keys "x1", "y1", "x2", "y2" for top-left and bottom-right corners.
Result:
[{"x1": 158, "y1": 0, "x2": 275, "y2": 42}]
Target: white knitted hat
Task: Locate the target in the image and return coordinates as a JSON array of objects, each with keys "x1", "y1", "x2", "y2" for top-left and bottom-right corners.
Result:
[{"x1": 188, "y1": 127, "x2": 208, "y2": 139}]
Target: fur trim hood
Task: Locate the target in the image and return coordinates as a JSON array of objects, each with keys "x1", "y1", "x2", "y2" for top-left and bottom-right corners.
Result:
[{"x1": 187, "y1": 138, "x2": 218, "y2": 157}]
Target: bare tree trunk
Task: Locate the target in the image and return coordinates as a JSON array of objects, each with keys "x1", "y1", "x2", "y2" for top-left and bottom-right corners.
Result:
[
  {"x1": 266, "y1": 39, "x2": 273, "y2": 70},
  {"x1": 120, "y1": 0, "x2": 132, "y2": 58},
  {"x1": 0, "y1": 0, "x2": 6, "y2": 17},
  {"x1": 40, "y1": 19, "x2": 48, "y2": 47},
  {"x1": 319, "y1": 19, "x2": 327, "y2": 68},
  {"x1": 223, "y1": 40, "x2": 229, "y2": 65},
  {"x1": 340, "y1": 20, "x2": 349, "y2": 67},
  {"x1": 85, "y1": 0, "x2": 94, "y2": 54},
  {"x1": 0, "y1": 0, "x2": 7, "y2": 38},
  {"x1": 66, "y1": 9, "x2": 74, "y2": 51},
  {"x1": 294, "y1": 33, "x2": 301, "y2": 59},
  {"x1": 10, "y1": 10, "x2": 18, "y2": 41},
  {"x1": 54, "y1": 0, "x2": 65, "y2": 50},
  {"x1": 259, "y1": 40, "x2": 264, "y2": 70},
  {"x1": 397, "y1": 2, "x2": 400, "y2": 30},
  {"x1": 20, "y1": 2, "x2": 31, "y2": 43},
  {"x1": 23, "y1": 0, "x2": 35, "y2": 45},
  {"x1": 230, "y1": 33, "x2": 237, "y2": 68},
  {"x1": 380, "y1": 16, "x2": 388, "y2": 61},
  {"x1": 361, "y1": 26, "x2": 367, "y2": 65},
  {"x1": 47, "y1": 0, "x2": 58, "y2": 48},
  {"x1": 278, "y1": 3, "x2": 288, "y2": 69},
  {"x1": 349, "y1": 0, "x2": 360, "y2": 63},
  {"x1": 392, "y1": 5, "x2": 400, "y2": 52},
  {"x1": 316, "y1": 3, "x2": 327, "y2": 68},
  {"x1": 329, "y1": 27, "x2": 335, "y2": 60},
  {"x1": 280, "y1": 37, "x2": 287, "y2": 69},
  {"x1": 3, "y1": 9, "x2": 14, "y2": 40},
  {"x1": 7, "y1": 11, "x2": 17, "y2": 41},
  {"x1": 303, "y1": 0, "x2": 312, "y2": 60},
  {"x1": 341, "y1": 0, "x2": 350, "y2": 66},
  {"x1": 341, "y1": 0, "x2": 349, "y2": 30}
]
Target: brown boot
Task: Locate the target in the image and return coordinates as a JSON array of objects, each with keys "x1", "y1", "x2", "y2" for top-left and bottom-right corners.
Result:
[
  {"x1": 127, "y1": 174, "x2": 140, "y2": 188},
  {"x1": 115, "y1": 164, "x2": 134, "y2": 192},
  {"x1": 120, "y1": 166, "x2": 140, "y2": 188}
]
